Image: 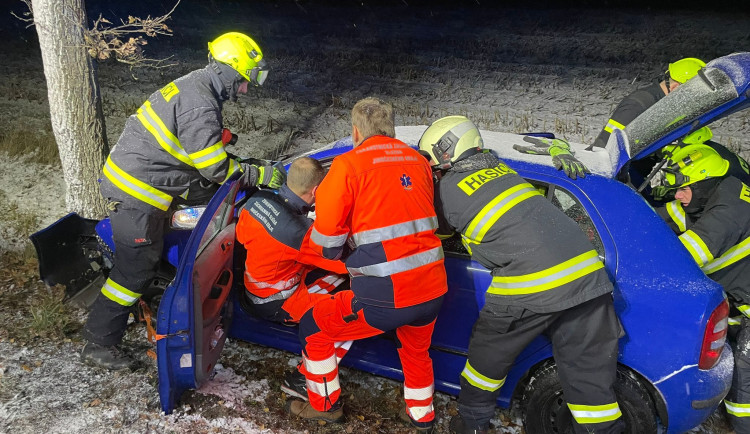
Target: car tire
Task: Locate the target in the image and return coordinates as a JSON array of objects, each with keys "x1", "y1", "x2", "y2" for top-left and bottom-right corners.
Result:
[{"x1": 522, "y1": 360, "x2": 658, "y2": 434}]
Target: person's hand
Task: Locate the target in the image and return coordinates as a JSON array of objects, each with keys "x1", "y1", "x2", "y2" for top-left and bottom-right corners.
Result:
[
  {"x1": 548, "y1": 139, "x2": 590, "y2": 180},
  {"x1": 255, "y1": 164, "x2": 285, "y2": 188}
]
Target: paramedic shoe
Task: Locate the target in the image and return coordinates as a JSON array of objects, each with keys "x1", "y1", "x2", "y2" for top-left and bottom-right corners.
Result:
[
  {"x1": 80, "y1": 342, "x2": 135, "y2": 370},
  {"x1": 280, "y1": 368, "x2": 308, "y2": 401},
  {"x1": 286, "y1": 399, "x2": 344, "y2": 423},
  {"x1": 399, "y1": 403, "x2": 435, "y2": 433},
  {"x1": 449, "y1": 415, "x2": 488, "y2": 434}
]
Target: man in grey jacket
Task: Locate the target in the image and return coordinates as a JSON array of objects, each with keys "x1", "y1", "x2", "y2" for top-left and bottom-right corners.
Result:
[{"x1": 81, "y1": 32, "x2": 283, "y2": 369}]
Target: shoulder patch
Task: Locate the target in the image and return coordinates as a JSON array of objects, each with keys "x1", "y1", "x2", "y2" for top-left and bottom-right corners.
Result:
[
  {"x1": 457, "y1": 163, "x2": 516, "y2": 196},
  {"x1": 160, "y1": 82, "x2": 180, "y2": 102},
  {"x1": 740, "y1": 183, "x2": 750, "y2": 204}
]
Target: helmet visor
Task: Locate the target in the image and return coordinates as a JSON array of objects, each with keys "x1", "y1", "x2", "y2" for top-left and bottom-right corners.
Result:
[{"x1": 249, "y1": 59, "x2": 269, "y2": 86}]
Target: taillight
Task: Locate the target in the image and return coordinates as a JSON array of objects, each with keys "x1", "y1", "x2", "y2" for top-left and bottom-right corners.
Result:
[{"x1": 699, "y1": 299, "x2": 729, "y2": 370}]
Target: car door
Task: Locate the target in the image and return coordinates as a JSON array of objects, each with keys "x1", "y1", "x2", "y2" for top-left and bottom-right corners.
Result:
[{"x1": 156, "y1": 180, "x2": 240, "y2": 414}]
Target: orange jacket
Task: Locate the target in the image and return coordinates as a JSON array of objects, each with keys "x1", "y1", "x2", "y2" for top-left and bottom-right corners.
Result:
[
  {"x1": 236, "y1": 188, "x2": 346, "y2": 299},
  {"x1": 310, "y1": 135, "x2": 447, "y2": 308}
]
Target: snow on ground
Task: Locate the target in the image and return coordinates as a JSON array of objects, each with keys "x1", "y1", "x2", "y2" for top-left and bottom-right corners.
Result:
[{"x1": 1, "y1": 1, "x2": 748, "y2": 433}]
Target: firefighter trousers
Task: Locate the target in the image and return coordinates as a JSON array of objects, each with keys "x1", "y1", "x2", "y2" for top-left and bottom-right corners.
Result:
[
  {"x1": 297, "y1": 290, "x2": 444, "y2": 422},
  {"x1": 458, "y1": 293, "x2": 624, "y2": 433},
  {"x1": 725, "y1": 317, "x2": 750, "y2": 433},
  {"x1": 83, "y1": 204, "x2": 166, "y2": 346}
]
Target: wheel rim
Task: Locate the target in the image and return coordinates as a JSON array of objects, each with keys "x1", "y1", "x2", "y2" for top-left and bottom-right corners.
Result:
[{"x1": 543, "y1": 391, "x2": 574, "y2": 434}]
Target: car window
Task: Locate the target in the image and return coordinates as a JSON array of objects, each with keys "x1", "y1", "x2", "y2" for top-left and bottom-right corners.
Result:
[
  {"x1": 197, "y1": 183, "x2": 239, "y2": 256},
  {"x1": 441, "y1": 181, "x2": 605, "y2": 259}
]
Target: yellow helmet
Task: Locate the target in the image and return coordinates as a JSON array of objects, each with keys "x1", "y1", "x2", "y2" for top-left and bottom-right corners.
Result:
[
  {"x1": 208, "y1": 32, "x2": 268, "y2": 86},
  {"x1": 662, "y1": 143, "x2": 729, "y2": 189},
  {"x1": 418, "y1": 116, "x2": 484, "y2": 168},
  {"x1": 667, "y1": 58, "x2": 706, "y2": 84},
  {"x1": 661, "y1": 126, "x2": 713, "y2": 158}
]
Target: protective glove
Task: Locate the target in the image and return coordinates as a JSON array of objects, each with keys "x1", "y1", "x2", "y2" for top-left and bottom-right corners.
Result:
[
  {"x1": 239, "y1": 163, "x2": 285, "y2": 189},
  {"x1": 512, "y1": 136, "x2": 556, "y2": 155},
  {"x1": 548, "y1": 139, "x2": 589, "y2": 180}
]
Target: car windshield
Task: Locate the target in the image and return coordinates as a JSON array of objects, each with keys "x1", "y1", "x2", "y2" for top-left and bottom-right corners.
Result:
[{"x1": 625, "y1": 67, "x2": 738, "y2": 158}]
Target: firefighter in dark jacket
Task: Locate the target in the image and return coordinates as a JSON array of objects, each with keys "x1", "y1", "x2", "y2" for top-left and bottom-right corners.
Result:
[
  {"x1": 235, "y1": 157, "x2": 348, "y2": 325},
  {"x1": 655, "y1": 144, "x2": 750, "y2": 432},
  {"x1": 419, "y1": 116, "x2": 625, "y2": 434},
  {"x1": 81, "y1": 32, "x2": 284, "y2": 369}
]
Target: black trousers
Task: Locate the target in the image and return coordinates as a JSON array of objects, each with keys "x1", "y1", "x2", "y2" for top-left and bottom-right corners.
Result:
[
  {"x1": 83, "y1": 204, "x2": 166, "y2": 346},
  {"x1": 458, "y1": 293, "x2": 624, "y2": 433}
]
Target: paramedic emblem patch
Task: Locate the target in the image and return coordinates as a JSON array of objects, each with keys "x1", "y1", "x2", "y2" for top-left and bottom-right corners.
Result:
[{"x1": 400, "y1": 174, "x2": 412, "y2": 190}]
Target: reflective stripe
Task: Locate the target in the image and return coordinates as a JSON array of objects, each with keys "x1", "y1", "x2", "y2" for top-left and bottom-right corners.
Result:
[
  {"x1": 245, "y1": 270, "x2": 300, "y2": 291},
  {"x1": 404, "y1": 384, "x2": 434, "y2": 401},
  {"x1": 489, "y1": 250, "x2": 603, "y2": 295},
  {"x1": 334, "y1": 340, "x2": 352, "y2": 364},
  {"x1": 703, "y1": 235, "x2": 750, "y2": 275},
  {"x1": 464, "y1": 184, "x2": 541, "y2": 243},
  {"x1": 567, "y1": 402, "x2": 622, "y2": 424},
  {"x1": 348, "y1": 247, "x2": 444, "y2": 278},
  {"x1": 460, "y1": 361, "x2": 505, "y2": 392},
  {"x1": 245, "y1": 284, "x2": 299, "y2": 305},
  {"x1": 306, "y1": 376, "x2": 341, "y2": 397},
  {"x1": 222, "y1": 159, "x2": 241, "y2": 184},
  {"x1": 307, "y1": 275, "x2": 346, "y2": 294},
  {"x1": 101, "y1": 278, "x2": 141, "y2": 306},
  {"x1": 310, "y1": 227, "x2": 349, "y2": 248},
  {"x1": 304, "y1": 354, "x2": 338, "y2": 376},
  {"x1": 136, "y1": 101, "x2": 194, "y2": 167},
  {"x1": 603, "y1": 118, "x2": 626, "y2": 134},
  {"x1": 738, "y1": 305, "x2": 750, "y2": 319},
  {"x1": 407, "y1": 404, "x2": 434, "y2": 421},
  {"x1": 103, "y1": 157, "x2": 172, "y2": 211},
  {"x1": 725, "y1": 400, "x2": 750, "y2": 417},
  {"x1": 729, "y1": 317, "x2": 742, "y2": 326},
  {"x1": 189, "y1": 142, "x2": 227, "y2": 169},
  {"x1": 679, "y1": 230, "x2": 714, "y2": 267},
  {"x1": 666, "y1": 200, "x2": 687, "y2": 232},
  {"x1": 351, "y1": 217, "x2": 438, "y2": 246}
]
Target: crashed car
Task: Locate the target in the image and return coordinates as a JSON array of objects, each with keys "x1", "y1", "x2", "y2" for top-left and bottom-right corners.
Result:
[{"x1": 33, "y1": 52, "x2": 750, "y2": 433}]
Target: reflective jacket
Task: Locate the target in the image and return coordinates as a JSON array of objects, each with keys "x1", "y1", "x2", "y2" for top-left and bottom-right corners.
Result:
[
  {"x1": 100, "y1": 64, "x2": 251, "y2": 212},
  {"x1": 592, "y1": 82, "x2": 664, "y2": 149},
  {"x1": 659, "y1": 176, "x2": 750, "y2": 307},
  {"x1": 310, "y1": 135, "x2": 448, "y2": 308},
  {"x1": 436, "y1": 153, "x2": 613, "y2": 313},
  {"x1": 236, "y1": 186, "x2": 347, "y2": 301}
]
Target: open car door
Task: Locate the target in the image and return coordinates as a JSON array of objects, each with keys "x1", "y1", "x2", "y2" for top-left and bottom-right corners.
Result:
[{"x1": 156, "y1": 180, "x2": 240, "y2": 414}]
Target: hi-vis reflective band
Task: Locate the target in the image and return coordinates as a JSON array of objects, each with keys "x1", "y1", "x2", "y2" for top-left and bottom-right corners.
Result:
[
  {"x1": 351, "y1": 217, "x2": 438, "y2": 246},
  {"x1": 463, "y1": 183, "x2": 541, "y2": 244},
  {"x1": 407, "y1": 404, "x2": 434, "y2": 422},
  {"x1": 101, "y1": 278, "x2": 142, "y2": 306},
  {"x1": 702, "y1": 235, "x2": 750, "y2": 275},
  {"x1": 666, "y1": 200, "x2": 687, "y2": 232},
  {"x1": 404, "y1": 384, "x2": 435, "y2": 401},
  {"x1": 738, "y1": 305, "x2": 750, "y2": 319},
  {"x1": 679, "y1": 230, "x2": 714, "y2": 267},
  {"x1": 460, "y1": 361, "x2": 505, "y2": 392},
  {"x1": 103, "y1": 157, "x2": 173, "y2": 211},
  {"x1": 310, "y1": 227, "x2": 349, "y2": 248},
  {"x1": 489, "y1": 250, "x2": 603, "y2": 295},
  {"x1": 348, "y1": 247, "x2": 444, "y2": 277},
  {"x1": 457, "y1": 163, "x2": 516, "y2": 196},
  {"x1": 245, "y1": 284, "x2": 299, "y2": 305},
  {"x1": 245, "y1": 270, "x2": 300, "y2": 290},
  {"x1": 189, "y1": 142, "x2": 228, "y2": 169},
  {"x1": 603, "y1": 118, "x2": 626, "y2": 134},
  {"x1": 137, "y1": 101, "x2": 194, "y2": 167},
  {"x1": 306, "y1": 375, "x2": 341, "y2": 398},
  {"x1": 304, "y1": 354, "x2": 337, "y2": 376},
  {"x1": 567, "y1": 402, "x2": 622, "y2": 424},
  {"x1": 725, "y1": 400, "x2": 750, "y2": 417},
  {"x1": 223, "y1": 159, "x2": 241, "y2": 184}
]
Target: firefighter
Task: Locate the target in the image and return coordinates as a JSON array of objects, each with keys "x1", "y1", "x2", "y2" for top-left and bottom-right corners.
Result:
[
  {"x1": 235, "y1": 157, "x2": 348, "y2": 326},
  {"x1": 655, "y1": 144, "x2": 750, "y2": 432},
  {"x1": 81, "y1": 32, "x2": 284, "y2": 370},
  {"x1": 282, "y1": 97, "x2": 447, "y2": 431},
  {"x1": 418, "y1": 116, "x2": 625, "y2": 434}
]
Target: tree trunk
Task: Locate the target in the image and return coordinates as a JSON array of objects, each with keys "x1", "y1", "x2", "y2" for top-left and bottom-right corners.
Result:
[{"x1": 31, "y1": 0, "x2": 108, "y2": 218}]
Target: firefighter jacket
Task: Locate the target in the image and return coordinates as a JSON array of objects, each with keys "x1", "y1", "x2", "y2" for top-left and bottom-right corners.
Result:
[
  {"x1": 100, "y1": 63, "x2": 253, "y2": 212},
  {"x1": 592, "y1": 82, "x2": 664, "y2": 149},
  {"x1": 236, "y1": 185, "x2": 347, "y2": 302},
  {"x1": 658, "y1": 176, "x2": 750, "y2": 307},
  {"x1": 435, "y1": 152, "x2": 613, "y2": 313},
  {"x1": 310, "y1": 135, "x2": 448, "y2": 308}
]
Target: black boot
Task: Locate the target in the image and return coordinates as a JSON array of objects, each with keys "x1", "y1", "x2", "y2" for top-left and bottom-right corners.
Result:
[
  {"x1": 280, "y1": 367, "x2": 309, "y2": 401},
  {"x1": 81, "y1": 342, "x2": 135, "y2": 370},
  {"x1": 449, "y1": 414, "x2": 488, "y2": 434}
]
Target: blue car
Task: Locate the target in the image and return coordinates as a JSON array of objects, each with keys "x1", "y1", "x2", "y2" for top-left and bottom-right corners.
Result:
[{"x1": 32, "y1": 52, "x2": 750, "y2": 433}]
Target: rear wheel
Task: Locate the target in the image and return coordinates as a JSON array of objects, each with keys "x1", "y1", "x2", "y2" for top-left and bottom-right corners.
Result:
[{"x1": 522, "y1": 360, "x2": 658, "y2": 434}]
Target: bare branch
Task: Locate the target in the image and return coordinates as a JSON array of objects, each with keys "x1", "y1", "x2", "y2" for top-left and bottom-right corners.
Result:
[{"x1": 11, "y1": 0, "x2": 35, "y2": 28}]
